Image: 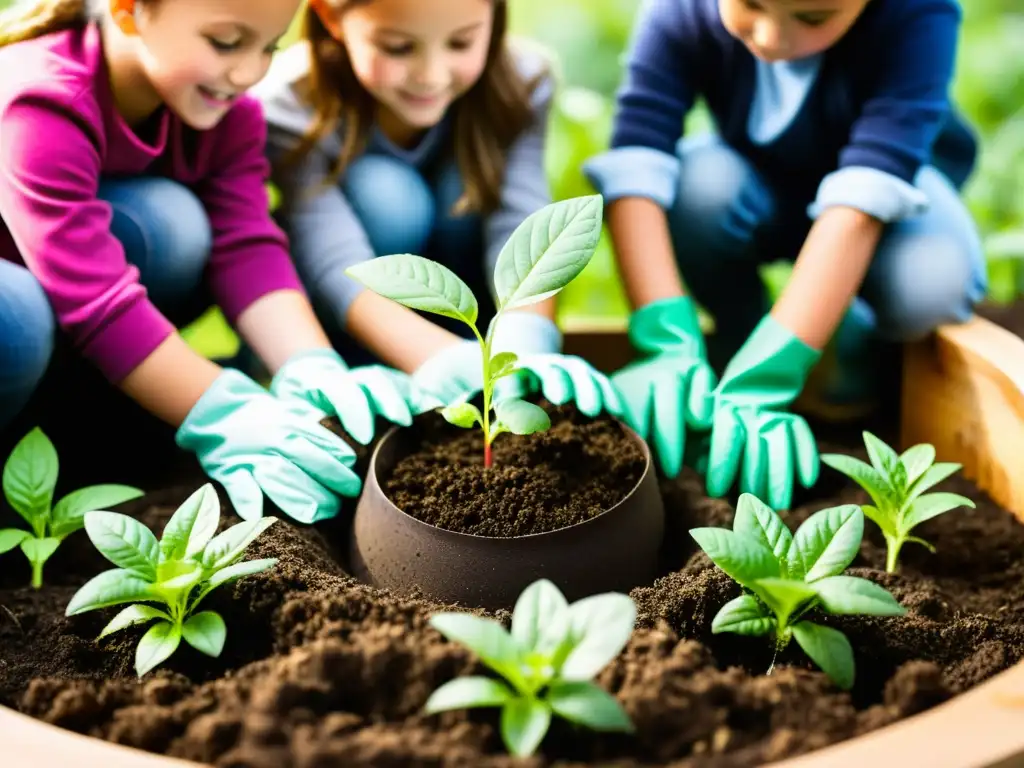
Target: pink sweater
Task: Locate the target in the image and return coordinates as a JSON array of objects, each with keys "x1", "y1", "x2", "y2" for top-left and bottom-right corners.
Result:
[{"x1": 0, "y1": 22, "x2": 303, "y2": 383}]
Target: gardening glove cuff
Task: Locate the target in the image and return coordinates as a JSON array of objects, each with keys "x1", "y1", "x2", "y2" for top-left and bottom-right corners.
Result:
[{"x1": 628, "y1": 296, "x2": 707, "y2": 360}]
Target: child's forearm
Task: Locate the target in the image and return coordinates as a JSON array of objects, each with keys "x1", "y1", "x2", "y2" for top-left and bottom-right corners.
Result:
[
  {"x1": 119, "y1": 334, "x2": 224, "y2": 427},
  {"x1": 235, "y1": 289, "x2": 333, "y2": 374},
  {"x1": 771, "y1": 206, "x2": 884, "y2": 350},
  {"x1": 346, "y1": 291, "x2": 465, "y2": 372},
  {"x1": 607, "y1": 197, "x2": 687, "y2": 309}
]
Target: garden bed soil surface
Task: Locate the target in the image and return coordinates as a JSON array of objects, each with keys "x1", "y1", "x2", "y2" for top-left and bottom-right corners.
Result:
[{"x1": 2, "y1": 407, "x2": 1023, "y2": 768}]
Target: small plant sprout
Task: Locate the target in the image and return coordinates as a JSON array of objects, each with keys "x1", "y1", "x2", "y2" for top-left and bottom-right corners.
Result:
[
  {"x1": 690, "y1": 494, "x2": 906, "y2": 690},
  {"x1": 0, "y1": 427, "x2": 143, "y2": 588},
  {"x1": 64, "y1": 483, "x2": 278, "y2": 677},
  {"x1": 346, "y1": 195, "x2": 603, "y2": 467},
  {"x1": 821, "y1": 432, "x2": 975, "y2": 573},
  {"x1": 424, "y1": 578, "x2": 636, "y2": 758}
]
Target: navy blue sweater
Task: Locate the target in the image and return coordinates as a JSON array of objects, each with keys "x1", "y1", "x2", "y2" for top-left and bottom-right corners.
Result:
[{"x1": 585, "y1": 0, "x2": 977, "y2": 220}]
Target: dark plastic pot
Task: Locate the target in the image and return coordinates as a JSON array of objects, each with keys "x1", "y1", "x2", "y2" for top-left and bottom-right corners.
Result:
[{"x1": 348, "y1": 420, "x2": 666, "y2": 611}]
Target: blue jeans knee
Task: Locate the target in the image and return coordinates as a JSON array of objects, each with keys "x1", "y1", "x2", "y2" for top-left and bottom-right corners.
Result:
[
  {"x1": 343, "y1": 155, "x2": 435, "y2": 256},
  {"x1": 431, "y1": 162, "x2": 484, "y2": 263},
  {"x1": 0, "y1": 259, "x2": 56, "y2": 432},
  {"x1": 98, "y1": 177, "x2": 212, "y2": 317}
]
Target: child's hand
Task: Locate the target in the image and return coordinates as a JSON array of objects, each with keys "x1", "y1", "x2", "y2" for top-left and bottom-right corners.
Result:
[
  {"x1": 610, "y1": 297, "x2": 717, "y2": 478},
  {"x1": 704, "y1": 315, "x2": 822, "y2": 510},
  {"x1": 175, "y1": 369, "x2": 362, "y2": 524}
]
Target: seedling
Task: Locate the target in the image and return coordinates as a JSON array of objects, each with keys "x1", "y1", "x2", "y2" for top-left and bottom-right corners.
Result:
[
  {"x1": 64, "y1": 483, "x2": 278, "y2": 677},
  {"x1": 690, "y1": 493, "x2": 906, "y2": 690},
  {"x1": 821, "y1": 432, "x2": 975, "y2": 573},
  {"x1": 0, "y1": 427, "x2": 143, "y2": 588},
  {"x1": 346, "y1": 195, "x2": 603, "y2": 467},
  {"x1": 424, "y1": 578, "x2": 635, "y2": 757}
]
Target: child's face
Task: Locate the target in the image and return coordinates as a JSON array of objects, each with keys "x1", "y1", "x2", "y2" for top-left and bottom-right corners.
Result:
[
  {"x1": 719, "y1": 0, "x2": 870, "y2": 62},
  {"x1": 331, "y1": 0, "x2": 494, "y2": 137},
  {"x1": 134, "y1": 0, "x2": 300, "y2": 129}
]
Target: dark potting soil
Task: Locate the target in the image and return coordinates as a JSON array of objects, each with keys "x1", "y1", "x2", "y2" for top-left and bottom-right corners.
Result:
[
  {"x1": 1, "y1": 415, "x2": 1023, "y2": 768},
  {"x1": 977, "y1": 298, "x2": 1024, "y2": 338},
  {"x1": 381, "y1": 404, "x2": 646, "y2": 537}
]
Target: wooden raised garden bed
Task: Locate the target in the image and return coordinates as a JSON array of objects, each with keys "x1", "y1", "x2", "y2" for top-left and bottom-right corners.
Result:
[{"x1": 2, "y1": 315, "x2": 1023, "y2": 768}]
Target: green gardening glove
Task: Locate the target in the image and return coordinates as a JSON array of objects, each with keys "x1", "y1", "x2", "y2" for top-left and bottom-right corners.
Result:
[
  {"x1": 610, "y1": 296, "x2": 717, "y2": 478},
  {"x1": 702, "y1": 314, "x2": 822, "y2": 510},
  {"x1": 175, "y1": 369, "x2": 362, "y2": 524},
  {"x1": 270, "y1": 348, "x2": 439, "y2": 445}
]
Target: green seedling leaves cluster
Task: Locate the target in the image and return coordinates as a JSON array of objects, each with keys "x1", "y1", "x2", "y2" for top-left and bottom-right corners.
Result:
[
  {"x1": 65, "y1": 483, "x2": 278, "y2": 676},
  {"x1": 1, "y1": 427, "x2": 143, "y2": 588},
  {"x1": 690, "y1": 493, "x2": 906, "y2": 690},
  {"x1": 424, "y1": 578, "x2": 635, "y2": 757},
  {"x1": 821, "y1": 432, "x2": 974, "y2": 573},
  {"x1": 346, "y1": 195, "x2": 603, "y2": 467}
]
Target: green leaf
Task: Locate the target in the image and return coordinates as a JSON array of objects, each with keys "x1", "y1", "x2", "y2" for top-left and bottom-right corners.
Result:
[
  {"x1": 492, "y1": 195, "x2": 603, "y2": 311},
  {"x1": 83, "y1": 511, "x2": 158, "y2": 581},
  {"x1": 441, "y1": 402, "x2": 483, "y2": 429},
  {"x1": 160, "y1": 484, "x2": 221, "y2": 562},
  {"x1": 733, "y1": 493, "x2": 792, "y2": 562},
  {"x1": 905, "y1": 535, "x2": 936, "y2": 553},
  {"x1": 812, "y1": 575, "x2": 906, "y2": 616},
  {"x1": 202, "y1": 557, "x2": 278, "y2": 593},
  {"x1": 789, "y1": 505, "x2": 864, "y2": 582},
  {"x1": 97, "y1": 605, "x2": 171, "y2": 639},
  {"x1": 429, "y1": 613, "x2": 525, "y2": 688},
  {"x1": 346, "y1": 254, "x2": 479, "y2": 326},
  {"x1": 424, "y1": 676, "x2": 515, "y2": 713},
  {"x1": 135, "y1": 620, "x2": 182, "y2": 676},
  {"x1": 51, "y1": 484, "x2": 144, "y2": 539},
  {"x1": 493, "y1": 399, "x2": 551, "y2": 436},
  {"x1": 791, "y1": 621, "x2": 855, "y2": 690},
  {"x1": 547, "y1": 680, "x2": 634, "y2": 732},
  {"x1": 20, "y1": 536, "x2": 60, "y2": 567},
  {"x1": 751, "y1": 578, "x2": 819, "y2": 628},
  {"x1": 2, "y1": 427, "x2": 59, "y2": 531},
  {"x1": 899, "y1": 444, "x2": 936, "y2": 486},
  {"x1": 861, "y1": 505, "x2": 897, "y2": 538},
  {"x1": 711, "y1": 594, "x2": 776, "y2": 636},
  {"x1": 689, "y1": 528, "x2": 779, "y2": 587},
  {"x1": 182, "y1": 611, "x2": 226, "y2": 657},
  {"x1": 66, "y1": 568, "x2": 156, "y2": 616},
  {"x1": 863, "y1": 431, "x2": 903, "y2": 487},
  {"x1": 905, "y1": 462, "x2": 961, "y2": 502},
  {"x1": 819, "y1": 453, "x2": 891, "y2": 508},
  {"x1": 200, "y1": 517, "x2": 277, "y2": 571},
  {"x1": 157, "y1": 559, "x2": 204, "y2": 591},
  {"x1": 511, "y1": 579, "x2": 570, "y2": 657},
  {"x1": 490, "y1": 351, "x2": 518, "y2": 379},
  {"x1": 500, "y1": 697, "x2": 552, "y2": 757},
  {"x1": 902, "y1": 493, "x2": 974, "y2": 532},
  {"x1": 559, "y1": 592, "x2": 636, "y2": 681},
  {"x1": 0, "y1": 528, "x2": 30, "y2": 555}
]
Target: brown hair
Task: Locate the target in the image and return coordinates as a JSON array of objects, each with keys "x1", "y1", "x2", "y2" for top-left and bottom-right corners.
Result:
[
  {"x1": 0, "y1": 0, "x2": 95, "y2": 47},
  {"x1": 290, "y1": 0, "x2": 546, "y2": 216}
]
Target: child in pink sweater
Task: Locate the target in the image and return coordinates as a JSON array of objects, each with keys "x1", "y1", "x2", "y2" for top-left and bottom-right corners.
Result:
[{"x1": 0, "y1": 0, "x2": 424, "y2": 523}]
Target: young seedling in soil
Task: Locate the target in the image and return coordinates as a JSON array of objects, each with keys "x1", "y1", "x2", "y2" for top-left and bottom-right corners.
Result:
[
  {"x1": 64, "y1": 483, "x2": 278, "y2": 676},
  {"x1": 690, "y1": 493, "x2": 907, "y2": 690},
  {"x1": 0, "y1": 427, "x2": 143, "y2": 588},
  {"x1": 424, "y1": 578, "x2": 635, "y2": 757},
  {"x1": 821, "y1": 432, "x2": 975, "y2": 573},
  {"x1": 346, "y1": 195, "x2": 603, "y2": 467}
]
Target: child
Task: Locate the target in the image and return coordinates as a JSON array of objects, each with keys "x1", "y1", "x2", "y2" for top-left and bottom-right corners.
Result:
[
  {"x1": 249, "y1": 0, "x2": 621, "y2": 418},
  {"x1": 585, "y1": 0, "x2": 986, "y2": 509},
  {"x1": 0, "y1": 0, "x2": 425, "y2": 524}
]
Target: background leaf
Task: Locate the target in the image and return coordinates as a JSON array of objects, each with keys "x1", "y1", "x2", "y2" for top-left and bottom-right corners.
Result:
[
  {"x1": 84, "y1": 511, "x2": 159, "y2": 580},
  {"x1": 501, "y1": 697, "x2": 552, "y2": 757},
  {"x1": 862, "y1": 432, "x2": 905, "y2": 489},
  {"x1": 711, "y1": 594, "x2": 776, "y2": 636},
  {"x1": 2, "y1": 427, "x2": 59, "y2": 532},
  {"x1": 424, "y1": 676, "x2": 515, "y2": 713},
  {"x1": 51, "y1": 484, "x2": 144, "y2": 539},
  {"x1": 494, "y1": 399, "x2": 551, "y2": 435},
  {"x1": 788, "y1": 506, "x2": 864, "y2": 582},
  {"x1": 559, "y1": 592, "x2": 636, "y2": 680},
  {"x1": 819, "y1": 453, "x2": 891, "y2": 508},
  {"x1": 791, "y1": 621, "x2": 855, "y2": 690},
  {"x1": 346, "y1": 254, "x2": 479, "y2": 327},
  {"x1": 547, "y1": 680, "x2": 634, "y2": 731},
  {"x1": 430, "y1": 613, "x2": 525, "y2": 688},
  {"x1": 493, "y1": 195, "x2": 603, "y2": 311},
  {"x1": 733, "y1": 493, "x2": 793, "y2": 562},
  {"x1": 689, "y1": 528, "x2": 779, "y2": 587},
  {"x1": 160, "y1": 484, "x2": 221, "y2": 562},
  {"x1": 812, "y1": 575, "x2": 906, "y2": 617},
  {"x1": 511, "y1": 579, "x2": 570, "y2": 657}
]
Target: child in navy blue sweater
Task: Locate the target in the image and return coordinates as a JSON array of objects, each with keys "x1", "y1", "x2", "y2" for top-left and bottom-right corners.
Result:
[{"x1": 585, "y1": 0, "x2": 985, "y2": 509}]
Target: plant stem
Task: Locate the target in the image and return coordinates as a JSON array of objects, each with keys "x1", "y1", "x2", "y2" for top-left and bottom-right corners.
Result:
[
  {"x1": 484, "y1": 440, "x2": 493, "y2": 468},
  {"x1": 31, "y1": 558, "x2": 43, "y2": 589},
  {"x1": 473, "y1": 321, "x2": 494, "y2": 468},
  {"x1": 886, "y1": 537, "x2": 903, "y2": 574}
]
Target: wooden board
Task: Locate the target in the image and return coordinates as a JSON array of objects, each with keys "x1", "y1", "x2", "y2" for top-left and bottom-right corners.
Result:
[{"x1": 4, "y1": 315, "x2": 1024, "y2": 768}]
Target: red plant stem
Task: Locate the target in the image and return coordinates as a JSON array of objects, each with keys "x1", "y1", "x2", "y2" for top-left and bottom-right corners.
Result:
[{"x1": 484, "y1": 440, "x2": 493, "y2": 468}]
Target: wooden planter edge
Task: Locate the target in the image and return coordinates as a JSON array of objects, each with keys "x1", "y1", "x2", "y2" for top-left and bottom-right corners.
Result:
[{"x1": 4, "y1": 314, "x2": 1023, "y2": 768}]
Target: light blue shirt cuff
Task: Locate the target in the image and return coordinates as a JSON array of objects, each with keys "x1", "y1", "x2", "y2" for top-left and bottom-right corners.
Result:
[
  {"x1": 488, "y1": 312, "x2": 562, "y2": 356},
  {"x1": 808, "y1": 166, "x2": 929, "y2": 223},
  {"x1": 582, "y1": 146, "x2": 680, "y2": 209}
]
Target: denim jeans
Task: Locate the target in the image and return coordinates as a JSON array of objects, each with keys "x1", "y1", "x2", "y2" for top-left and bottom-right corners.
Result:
[
  {"x1": 667, "y1": 134, "x2": 988, "y2": 396},
  {"x1": 0, "y1": 177, "x2": 213, "y2": 437}
]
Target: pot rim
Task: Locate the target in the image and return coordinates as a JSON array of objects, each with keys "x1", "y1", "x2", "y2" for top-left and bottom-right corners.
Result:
[{"x1": 363, "y1": 414, "x2": 658, "y2": 543}]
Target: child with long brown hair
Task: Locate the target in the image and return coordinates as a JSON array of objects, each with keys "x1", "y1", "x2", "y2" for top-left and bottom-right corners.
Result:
[
  {"x1": 0, "y1": 0, "x2": 425, "y2": 524},
  {"x1": 251, "y1": 0, "x2": 621, "y2": 415}
]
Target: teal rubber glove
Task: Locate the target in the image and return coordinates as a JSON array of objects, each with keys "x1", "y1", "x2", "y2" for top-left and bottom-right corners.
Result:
[
  {"x1": 175, "y1": 369, "x2": 362, "y2": 524},
  {"x1": 610, "y1": 296, "x2": 717, "y2": 478},
  {"x1": 411, "y1": 313, "x2": 623, "y2": 418},
  {"x1": 702, "y1": 314, "x2": 822, "y2": 511},
  {"x1": 270, "y1": 348, "x2": 437, "y2": 445}
]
